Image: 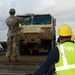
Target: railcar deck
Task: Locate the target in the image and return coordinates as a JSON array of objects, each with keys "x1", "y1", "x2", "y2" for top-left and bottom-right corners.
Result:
[{"x1": 0, "y1": 54, "x2": 47, "y2": 75}]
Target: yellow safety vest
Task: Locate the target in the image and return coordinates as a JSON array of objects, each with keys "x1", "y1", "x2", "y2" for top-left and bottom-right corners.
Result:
[{"x1": 56, "y1": 42, "x2": 75, "y2": 75}]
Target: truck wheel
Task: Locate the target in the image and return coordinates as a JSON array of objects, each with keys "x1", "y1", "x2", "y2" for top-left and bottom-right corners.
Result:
[{"x1": 19, "y1": 40, "x2": 30, "y2": 55}]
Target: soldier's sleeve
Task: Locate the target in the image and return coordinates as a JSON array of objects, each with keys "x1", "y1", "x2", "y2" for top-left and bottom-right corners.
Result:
[
  {"x1": 17, "y1": 16, "x2": 33, "y2": 22},
  {"x1": 23, "y1": 17, "x2": 32, "y2": 22},
  {"x1": 17, "y1": 17, "x2": 24, "y2": 22}
]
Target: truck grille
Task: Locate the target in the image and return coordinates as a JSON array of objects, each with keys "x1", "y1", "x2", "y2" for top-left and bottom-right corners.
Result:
[{"x1": 24, "y1": 33, "x2": 41, "y2": 43}]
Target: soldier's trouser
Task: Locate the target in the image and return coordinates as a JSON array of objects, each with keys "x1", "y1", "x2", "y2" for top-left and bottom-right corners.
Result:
[{"x1": 6, "y1": 35, "x2": 19, "y2": 57}]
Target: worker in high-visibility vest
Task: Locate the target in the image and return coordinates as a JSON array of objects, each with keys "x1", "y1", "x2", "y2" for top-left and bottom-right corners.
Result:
[
  {"x1": 55, "y1": 24, "x2": 75, "y2": 75},
  {"x1": 26, "y1": 24, "x2": 75, "y2": 75}
]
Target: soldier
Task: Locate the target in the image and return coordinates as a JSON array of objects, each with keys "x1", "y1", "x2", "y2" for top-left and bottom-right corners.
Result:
[{"x1": 6, "y1": 8, "x2": 33, "y2": 61}]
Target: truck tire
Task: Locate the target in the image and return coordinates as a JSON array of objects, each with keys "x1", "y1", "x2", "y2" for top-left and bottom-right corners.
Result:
[{"x1": 19, "y1": 40, "x2": 30, "y2": 55}]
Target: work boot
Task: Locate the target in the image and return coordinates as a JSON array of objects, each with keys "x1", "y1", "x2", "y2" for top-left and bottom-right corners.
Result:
[
  {"x1": 7, "y1": 56, "x2": 11, "y2": 62},
  {"x1": 13, "y1": 55, "x2": 19, "y2": 62}
]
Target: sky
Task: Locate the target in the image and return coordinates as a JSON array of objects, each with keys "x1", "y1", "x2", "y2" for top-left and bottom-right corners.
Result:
[{"x1": 0, "y1": 0, "x2": 75, "y2": 41}]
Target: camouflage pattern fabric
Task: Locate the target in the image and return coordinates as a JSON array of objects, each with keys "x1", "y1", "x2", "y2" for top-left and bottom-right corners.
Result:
[
  {"x1": 6, "y1": 15, "x2": 32, "y2": 57},
  {"x1": 6, "y1": 15, "x2": 20, "y2": 57},
  {"x1": 6, "y1": 35, "x2": 19, "y2": 57}
]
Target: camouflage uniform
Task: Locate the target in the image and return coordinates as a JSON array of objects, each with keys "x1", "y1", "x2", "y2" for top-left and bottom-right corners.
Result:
[
  {"x1": 6, "y1": 15, "x2": 32, "y2": 56},
  {"x1": 6, "y1": 15, "x2": 20, "y2": 57},
  {"x1": 6, "y1": 8, "x2": 33, "y2": 61}
]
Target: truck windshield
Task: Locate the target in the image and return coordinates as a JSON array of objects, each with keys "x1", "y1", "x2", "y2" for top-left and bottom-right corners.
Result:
[{"x1": 19, "y1": 15, "x2": 51, "y2": 25}]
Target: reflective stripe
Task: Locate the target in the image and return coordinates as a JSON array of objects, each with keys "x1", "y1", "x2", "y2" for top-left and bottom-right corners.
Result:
[
  {"x1": 56, "y1": 45, "x2": 75, "y2": 71},
  {"x1": 56, "y1": 64, "x2": 75, "y2": 71},
  {"x1": 60, "y1": 45, "x2": 68, "y2": 66}
]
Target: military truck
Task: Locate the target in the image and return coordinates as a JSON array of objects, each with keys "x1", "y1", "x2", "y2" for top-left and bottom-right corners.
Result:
[{"x1": 17, "y1": 14, "x2": 56, "y2": 55}]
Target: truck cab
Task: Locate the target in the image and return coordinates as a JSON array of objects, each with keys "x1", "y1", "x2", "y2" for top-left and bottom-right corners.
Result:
[{"x1": 17, "y1": 14, "x2": 56, "y2": 55}]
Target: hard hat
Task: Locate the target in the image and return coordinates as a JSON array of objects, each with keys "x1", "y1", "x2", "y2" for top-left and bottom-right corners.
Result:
[
  {"x1": 57, "y1": 24, "x2": 72, "y2": 36},
  {"x1": 9, "y1": 8, "x2": 16, "y2": 14},
  {"x1": 71, "y1": 34, "x2": 75, "y2": 41},
  {"x1": 19, "y1": 23, "x2": 22, "y2": 28}
]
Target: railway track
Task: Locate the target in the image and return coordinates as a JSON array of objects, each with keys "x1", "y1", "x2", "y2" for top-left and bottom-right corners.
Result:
[{"x1": 0, "y1": 54, "x2": 47, "y2": 75}]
